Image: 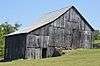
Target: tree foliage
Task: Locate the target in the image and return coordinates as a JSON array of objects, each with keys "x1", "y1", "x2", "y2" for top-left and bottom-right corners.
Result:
[
  {"x1": 0, "y1": 22, "x2": 21, "y2": 57},
  {"x1": 94, "y1": 30, "x2": 100, "y2": 40}
]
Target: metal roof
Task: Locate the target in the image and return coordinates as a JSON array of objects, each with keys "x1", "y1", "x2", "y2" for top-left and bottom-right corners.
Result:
[
  {"x1": 7, "y1": 6, "x2": 94, "y2": 36},
  {"x1": 7, "y1": 6, "x2": 71, "y2": 36}
]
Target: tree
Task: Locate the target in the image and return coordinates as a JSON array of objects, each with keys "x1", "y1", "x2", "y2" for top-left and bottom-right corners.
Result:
[
  {"x1": 0, "y1": 22, "x2": 21, "y2": 34},
  {"x1": 94, "y1": 30, "x2": 100, "y2": 40},
  {"x1": 0, "y1": 22, "x2": 21, "y2": 57}
]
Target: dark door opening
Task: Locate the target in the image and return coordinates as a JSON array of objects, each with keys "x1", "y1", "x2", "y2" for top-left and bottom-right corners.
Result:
[{"x1": 42, "y1": 48, "x2": 47, "y2": 58}]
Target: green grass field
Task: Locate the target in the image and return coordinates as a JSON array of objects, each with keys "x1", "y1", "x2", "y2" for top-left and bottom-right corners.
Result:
[
  {"x1": 0, "y1": 49, "x2": 100, "y2": 66},
  {"x1": 0, "y1": 40, "x2": 99, "y2": 66}
]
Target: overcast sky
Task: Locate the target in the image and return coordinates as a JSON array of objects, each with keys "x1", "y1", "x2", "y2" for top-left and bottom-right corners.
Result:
[{"x1": 0, "y1": 0, "x2": 100, "y2": 30}]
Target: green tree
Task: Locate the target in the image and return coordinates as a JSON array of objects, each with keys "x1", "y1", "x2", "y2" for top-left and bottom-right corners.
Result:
[
  {"x1": 94, "y1": 30, "x2": 100, "y2": 40},
  {"x1": 0, "y1": 22, "x2": 21, "y2": 57}
]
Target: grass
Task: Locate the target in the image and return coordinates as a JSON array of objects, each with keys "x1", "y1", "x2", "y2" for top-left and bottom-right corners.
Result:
[{"x1": 0, "y1": 49, "x2": 100, "y2": 66}]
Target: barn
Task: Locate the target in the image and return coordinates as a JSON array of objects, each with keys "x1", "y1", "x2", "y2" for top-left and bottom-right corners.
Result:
[{"x1": 4, "y1": 6, "x2": 94, "y2": 60}]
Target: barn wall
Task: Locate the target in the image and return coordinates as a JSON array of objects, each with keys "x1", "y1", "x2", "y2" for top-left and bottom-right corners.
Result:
[
  {"x1": 4, "y1": 34, "x2": 27, "y2": 60},
  {"x1": 25, "y1": 8, "x2": 93, "y2": 59}
]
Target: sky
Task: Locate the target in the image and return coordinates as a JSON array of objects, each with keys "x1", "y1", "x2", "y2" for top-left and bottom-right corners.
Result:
[{"x1": 0, "y1": 0, "x2": 100, "y2": 30}]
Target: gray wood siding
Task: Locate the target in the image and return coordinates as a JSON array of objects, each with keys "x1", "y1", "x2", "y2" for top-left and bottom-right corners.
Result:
[
  {"x1": 5, "y1": 7, "x2": 94, "y2": 60},
  {"x1": 25, "y1": 8, "x2": 93, "y2": 58},
  {"x1": 5, "y1": 34, "x2": 26, "y2": 60},
  {"x1": 26, "y1": 8, "x2": 93, "y2": 48}
]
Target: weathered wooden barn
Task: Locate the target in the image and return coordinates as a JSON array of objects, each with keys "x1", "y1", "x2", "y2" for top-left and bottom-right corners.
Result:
[{"x1": 4, "y1": 6, "x2": 94, "y2": 60}]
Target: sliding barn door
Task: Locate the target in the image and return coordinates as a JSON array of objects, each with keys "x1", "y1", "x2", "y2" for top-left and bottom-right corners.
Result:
[
  {"x1": 71, "y1": 22, "x2": 80, "y2": 49},
  {"x1": 26, "y1": 35, "x2": 41, "y2": 59}
]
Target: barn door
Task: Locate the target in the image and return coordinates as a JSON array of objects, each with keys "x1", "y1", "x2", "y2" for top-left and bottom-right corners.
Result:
[
  {"x1": 27, "y1": 35, "x2": 42, "y2": 59},
  {"x1": 71, "y1": 29, "x2": 80, "y2": 49},
  {"x1": 26, "y1": 35, "x2": 49, "y2": 59},
  {"x1": 42, "y1": 48, "x2": 47, "y2": 58}
]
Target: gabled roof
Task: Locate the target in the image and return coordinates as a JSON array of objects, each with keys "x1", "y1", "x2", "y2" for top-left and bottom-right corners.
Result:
[
  {"x1": 7, "y1": 6, "x2": 94, "y2": 36},
  {"x1": 72, "y1": 6, "x2": 94, "y2": 31}
]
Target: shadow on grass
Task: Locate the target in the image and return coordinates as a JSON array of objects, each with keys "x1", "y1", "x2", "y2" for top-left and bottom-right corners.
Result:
[
  {"x1": 0, "y1": 58, "x2": 12, "y2": 62},
  {"x1": 0, "y1": 51, "x2": 64, "y2": 62}
]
